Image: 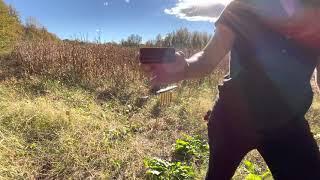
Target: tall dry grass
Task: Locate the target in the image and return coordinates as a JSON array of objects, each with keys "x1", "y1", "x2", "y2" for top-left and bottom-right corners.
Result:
[{"x1": 11, "y1": 40, "x2": 144, "y2": 88}]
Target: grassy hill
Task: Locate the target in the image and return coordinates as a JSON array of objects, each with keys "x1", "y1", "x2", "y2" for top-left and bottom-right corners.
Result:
[
  {"x1": 0, "y1": 70, "x2": 318, "y2": 179},
  {"x1": 0, "y1": 76, "x2": 212, "y2": 179}
]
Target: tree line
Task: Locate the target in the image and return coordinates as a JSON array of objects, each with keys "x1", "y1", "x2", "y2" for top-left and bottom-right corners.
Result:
[
  {"x1": 1, "y1": 0, "x2": 211, "y2": 53},
  {"x1": 121, "y1": 28, "x2": 212, "y2": 49}
]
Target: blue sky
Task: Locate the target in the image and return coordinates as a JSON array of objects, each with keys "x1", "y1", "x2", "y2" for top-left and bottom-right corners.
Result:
[{"x1": 4, "y1": 0, "x2": 230, "y2": 42}]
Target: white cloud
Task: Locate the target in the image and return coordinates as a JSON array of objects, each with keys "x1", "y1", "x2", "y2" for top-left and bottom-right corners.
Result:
[
  {"x1": 125, "y1": 0, "x2": 130, "y2": 3},
  {"x1": 103, "y1": 2, "x2": 109, "y2": 6},
  {"x1": 164, "y1": 0, "x2": 232, "y2": 22}
]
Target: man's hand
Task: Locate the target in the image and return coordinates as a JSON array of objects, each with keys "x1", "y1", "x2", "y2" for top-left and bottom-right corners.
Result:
[
  {"x1": 140, "y1": 24, "x2": 235, "y2": 87},
  {"x1": 140, "y1": 51, "x2": 188, "y2": 86}
]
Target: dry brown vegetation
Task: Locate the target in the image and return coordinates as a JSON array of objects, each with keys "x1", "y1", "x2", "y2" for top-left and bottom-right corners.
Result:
[{"x1": 11, "y1": 40, "x2": 142, "y2": 86}]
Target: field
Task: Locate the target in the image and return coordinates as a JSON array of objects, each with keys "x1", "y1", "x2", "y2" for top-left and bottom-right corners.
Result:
[{"x1": 0, "y1": 41, "x2": 319, "y2": 179}]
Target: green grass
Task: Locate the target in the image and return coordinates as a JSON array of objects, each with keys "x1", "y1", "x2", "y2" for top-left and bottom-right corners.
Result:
[{"x1": 0, "y1": 77, "x2": 318, "y2": 179}]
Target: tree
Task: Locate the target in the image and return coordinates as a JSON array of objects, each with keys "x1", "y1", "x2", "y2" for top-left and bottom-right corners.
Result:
[
  {"x1": 8, "y1": 4, "x2": 20, "y2": 20},
  {"x1": 163, "y1": 33, "x2": 173, "y2": 47},
  {"x1": 155, "y1": 34, "x2": 163, "y2": 47},
  {"x1": 174, "y1": 28, "x2": 191, "y2": 48},
  {"x1": 200, "y1": 32, "x2": 211, "y2": 47},
  {"x1": 145, "y1": 40, "x2": 156, "y2": 47},
  {"x1": 25, "y1": 16, "x2": 43, "y2": 29},
  {"x1": 191, "y1": 31, "x2": 202, "y2": 49},
  {"x1": 24, "y1": 16, "x2": 58, "y2": 41},
  {"x1": 0, "y1": 0, "x2": 23, "y2": 53},
  {"x1": 121, "y1": 34, "x2": 142, "y2": 47},
  {"x1": 143, "y1": 28, "x2": 212, "y2": 49}
]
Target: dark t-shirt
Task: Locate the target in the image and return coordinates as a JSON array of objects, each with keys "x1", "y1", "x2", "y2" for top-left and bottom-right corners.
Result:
[{"x1": 215, "y1": 0, "x2": 319, "y2": 128}]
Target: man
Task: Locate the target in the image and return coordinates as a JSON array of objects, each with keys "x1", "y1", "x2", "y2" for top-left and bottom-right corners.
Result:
[{"x1": 142, "y1": 0, "x2": 320, "y2": 179}]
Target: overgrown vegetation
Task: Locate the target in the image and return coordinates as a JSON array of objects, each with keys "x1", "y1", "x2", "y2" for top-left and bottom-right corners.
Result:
[{"x1": 0, "y1": 1, "x2": 319, "y2": 179}]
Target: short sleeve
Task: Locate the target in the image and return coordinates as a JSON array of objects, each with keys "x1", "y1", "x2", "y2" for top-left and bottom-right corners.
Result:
[{"x1": 215, "y1": 1, "x2": 260, "y2": 37}]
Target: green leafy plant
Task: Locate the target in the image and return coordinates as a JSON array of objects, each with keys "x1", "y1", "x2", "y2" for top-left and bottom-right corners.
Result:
[
  {"x1": 144, "y1": 136, "x2": 209, "y2": 180},
  {"x1": 144, "y1": 158, "x2": 195, "y2": 180},
  {"x1": 172, "y1": 135, "x2": 209, "y2": 162},
  {"x1": 244, "y1": 160, "x2": 273, "y2": 180}
]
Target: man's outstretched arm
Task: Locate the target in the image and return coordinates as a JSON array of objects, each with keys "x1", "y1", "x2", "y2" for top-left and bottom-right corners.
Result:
[
  {"x1": 142, "y1": 24, "x2": 235, "y2": 86},
  {"x1": 184, "y1": 24, "x2": 235, "y2": 79}
]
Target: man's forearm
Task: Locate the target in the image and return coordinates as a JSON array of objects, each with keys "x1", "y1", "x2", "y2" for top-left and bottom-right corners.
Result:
[
  {"x1": 184, "y1": 51, "x2": 226, "y2": 79},
  {"x1": 183, "y1": 24, "x2": 234, "y2": 80}
]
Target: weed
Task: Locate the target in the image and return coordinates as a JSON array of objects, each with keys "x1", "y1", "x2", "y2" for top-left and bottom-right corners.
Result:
[
  {"x1": 144, "y1": 158, "x2": 195, "y2": 180},
  {"x1": 243, "y1": 160, "x2": 273, "y2": 180},
  {"x1": 172, "y1": 135, "x2": 209, "y2": 163}
]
